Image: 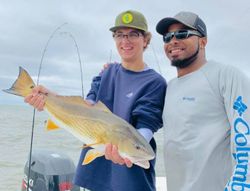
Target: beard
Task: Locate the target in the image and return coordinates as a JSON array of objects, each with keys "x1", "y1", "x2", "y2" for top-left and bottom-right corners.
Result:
[{"x1": 171, "y1": 44, "x2": 199, "y2": 69}]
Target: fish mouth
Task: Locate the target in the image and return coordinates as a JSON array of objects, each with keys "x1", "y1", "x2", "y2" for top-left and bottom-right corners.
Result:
[{"x1": 130, "y1": 154, "x2": 155, "y2": 162}]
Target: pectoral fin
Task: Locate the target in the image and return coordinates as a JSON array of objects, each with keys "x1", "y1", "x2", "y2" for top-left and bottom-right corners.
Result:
[
  {"x1": 82, "y1": 149, "x2": 104, "y2": 165},
  {"x1": 134, "y1": 160, "x2": 150, "y2": 169},
  {"x1": 45, "y1": 119, "x2": 60, "y2": 131}
]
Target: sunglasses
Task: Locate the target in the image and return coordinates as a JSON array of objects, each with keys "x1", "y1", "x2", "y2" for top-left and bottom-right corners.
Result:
[{"x1": 163, "y1": 30, "x2": 202, "y2": 43}]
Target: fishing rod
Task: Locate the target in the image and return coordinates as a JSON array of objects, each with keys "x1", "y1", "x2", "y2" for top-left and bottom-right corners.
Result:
[
  {"x1": 26, "y1": 22, "x2": 67, "y2": 191},
  {"x1": 59, "y1": 31, "x2": 85, "y2": 97},
  {"x1": 26, "y1": 23, "x2": 85, "y2": 191}
]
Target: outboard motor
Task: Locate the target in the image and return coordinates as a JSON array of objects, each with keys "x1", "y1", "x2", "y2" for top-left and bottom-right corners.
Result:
[{"x1": 21, "y1": 149, "x2": 80, "y2": 191}]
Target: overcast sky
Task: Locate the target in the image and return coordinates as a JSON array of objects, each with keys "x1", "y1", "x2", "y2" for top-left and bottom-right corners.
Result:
[{"x1": 0, "y1": 0, "x2": 249, "y2": 105}]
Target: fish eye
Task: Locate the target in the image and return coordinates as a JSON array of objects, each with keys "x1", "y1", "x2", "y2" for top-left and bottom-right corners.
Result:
[{"x1": 135, "y1": 145, "x2": 141, "y2": 150}]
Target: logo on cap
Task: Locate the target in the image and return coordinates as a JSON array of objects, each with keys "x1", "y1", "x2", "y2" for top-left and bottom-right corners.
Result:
[{"x1": 122, "y1": 13, "x2": 133, "y2": 24}]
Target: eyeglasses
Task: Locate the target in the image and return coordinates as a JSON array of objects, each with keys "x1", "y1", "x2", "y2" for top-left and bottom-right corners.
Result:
[
  {"x1": 113, "y1": 31, "x2": 144, "y2": 42},
  {"x1": 163, "y1": 30, "x2": 202, "y2": 43}
]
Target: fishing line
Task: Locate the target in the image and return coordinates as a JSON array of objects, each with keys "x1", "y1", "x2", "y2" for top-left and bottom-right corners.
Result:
[
  {"x1": 150, "y1": 43, "x2": 162, "y2": 75},
  {"x1": 26, "y1": 23, "x2": 85, "y2": 191},
  {"x1": 109, "y1": 49, "x2": 113, "y2": 63}
]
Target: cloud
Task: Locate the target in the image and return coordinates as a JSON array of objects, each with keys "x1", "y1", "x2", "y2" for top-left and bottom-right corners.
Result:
[{"x1": 1, "y1": 0, "x2": 250, "y2": 104}]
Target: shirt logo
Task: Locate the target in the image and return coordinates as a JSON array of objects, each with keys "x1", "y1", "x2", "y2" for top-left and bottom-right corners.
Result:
[
  {"x1": 182, "y1": 96, "x2": 195, "y2": 101},
  {"x1": 126, "y1": 92, "x2": 133, "y2": 98},
  {"x1": 122, "y1": 13, "x2": 133, "y2": 24},
  {"x1": 233, "y1": 96, "x2": 248, "y2": 116},
  {"x1": 225, "y1": 96, "x2": 250, "y2": 190}
]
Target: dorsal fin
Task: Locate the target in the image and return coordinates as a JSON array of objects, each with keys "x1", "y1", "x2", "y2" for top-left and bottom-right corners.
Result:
[
  {"x1": 48, "y1": 95, "x2": 111, "y2": 113},
  {"x1": 94, "y1": 101, "x2": 112, "y2": 113}
]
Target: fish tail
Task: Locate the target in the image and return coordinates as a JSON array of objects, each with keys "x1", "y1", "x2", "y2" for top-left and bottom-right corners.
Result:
[{"x1": 3, "y1": 67, "x2": 35, "y2": 97}]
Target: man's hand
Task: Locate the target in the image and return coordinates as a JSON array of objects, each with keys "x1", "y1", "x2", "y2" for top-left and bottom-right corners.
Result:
[
  {"x1": 105, "y1": 143, "x2": 133, "y2": 168},
  {"x1": 24, "y1": 85, "x2": 54, "y2": 111},
  {"x1": 99, "y1": 63, "x2": 110, "y2": 75}
]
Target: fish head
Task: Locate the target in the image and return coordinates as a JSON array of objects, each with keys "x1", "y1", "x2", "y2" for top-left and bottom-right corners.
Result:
[
  {"x1": 123, "y1": 138, "x2": 155, "y2": 162},
  {"x1": 116, "y1": 127, "x2": 155, "y2": 163}
]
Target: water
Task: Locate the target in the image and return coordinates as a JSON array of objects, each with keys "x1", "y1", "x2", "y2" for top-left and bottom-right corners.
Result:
[{"x1": 0, "y1": 105, "x2": 165, "y2": 190}]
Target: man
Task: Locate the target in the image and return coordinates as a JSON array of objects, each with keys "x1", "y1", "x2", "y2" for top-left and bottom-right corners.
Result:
[
  {"x1": 73, "y1": 10, "x2": 166, "y2": 191},
  {"x1": 155, "y1": 11, "x2": 250, "y2": 190}
]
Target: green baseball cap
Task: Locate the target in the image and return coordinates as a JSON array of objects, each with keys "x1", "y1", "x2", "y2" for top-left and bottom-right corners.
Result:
[{"x1": 109, "y1": 10, "x2": 148, "y2": 32}]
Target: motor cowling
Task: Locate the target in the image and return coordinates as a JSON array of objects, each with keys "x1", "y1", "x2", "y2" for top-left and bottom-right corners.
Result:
[{"x1": 21, "y1": 149, "x2": 80, "y2": 191}]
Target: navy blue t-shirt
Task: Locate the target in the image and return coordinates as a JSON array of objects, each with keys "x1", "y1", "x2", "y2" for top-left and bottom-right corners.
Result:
[{"x1": 74, "y1": 64, "x2": 167, "y2": 191}]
